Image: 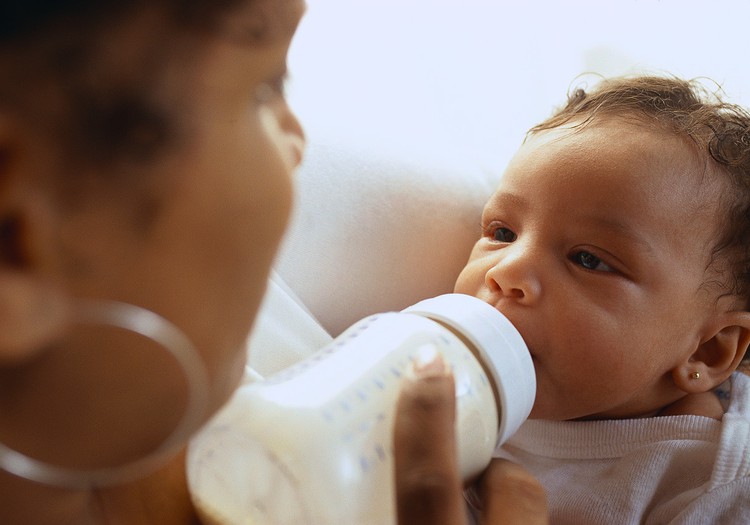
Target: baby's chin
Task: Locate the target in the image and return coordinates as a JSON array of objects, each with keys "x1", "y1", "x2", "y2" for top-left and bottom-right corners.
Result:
[
  {"x1": 527, "y1": 403, "x2": 565, "y2": 421},
  {"x1": 527, "y1": 398, "x2": 594, "y2": 421}
]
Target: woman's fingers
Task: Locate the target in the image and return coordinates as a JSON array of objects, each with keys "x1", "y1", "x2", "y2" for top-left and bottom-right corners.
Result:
[
  {"x1": 393, "y1": 349, "x2": 548, "y2": 525},
  {"x1": 476, "y1": 458, "x2": 549, "y2": 525},
  {"x1": 393, "y1": 350, "x2": 467, "y2": 525}
]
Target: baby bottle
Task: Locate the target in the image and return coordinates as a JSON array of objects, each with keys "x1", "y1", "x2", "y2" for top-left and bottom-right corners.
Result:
[{"x1": 188, "y1": 293, "x2": 536, "y2": 525}]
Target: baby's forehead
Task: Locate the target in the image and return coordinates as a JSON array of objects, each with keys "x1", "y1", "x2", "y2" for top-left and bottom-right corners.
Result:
[
  {"x1": 529, "y1": 116, "x2": 690, "y2": 150},
  {"x1": 494, "y1": 118, "x2": 728, "y2": 240},
  {"x1": 519, "y1": 120, "x2": 694, "y2": 175}
]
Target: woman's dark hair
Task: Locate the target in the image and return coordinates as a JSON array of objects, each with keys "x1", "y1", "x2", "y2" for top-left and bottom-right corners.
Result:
[
  {"x1": 0, "y1": 1, "x2": 246, "y2": 43},
  {"x1": 0, "y1": 0, "x2": 251, "y2": 171},
  {"x1": 529, "y1": 75, "x2": 750, "y2": 307}
]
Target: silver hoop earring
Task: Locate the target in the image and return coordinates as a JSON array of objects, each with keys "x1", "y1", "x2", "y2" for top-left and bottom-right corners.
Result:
[{"x1": 0, "y1": 299, "x2": 209, "y2": 488}]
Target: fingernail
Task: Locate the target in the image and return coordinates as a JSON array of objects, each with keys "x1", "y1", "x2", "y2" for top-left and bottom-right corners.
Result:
[{"x1": 412, "y1": 344, "x2": 447, "y2": 378}]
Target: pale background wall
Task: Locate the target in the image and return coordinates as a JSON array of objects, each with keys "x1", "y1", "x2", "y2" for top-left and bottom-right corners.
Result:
[
  {"x1": 288, "y1": 0, "x2": 750, "y2": 173},
  {"x1": 273, "y1": 0, "x2": 750, "y2": 334}
]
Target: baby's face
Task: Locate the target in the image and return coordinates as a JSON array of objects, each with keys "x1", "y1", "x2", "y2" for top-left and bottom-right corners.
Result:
[{"x1": 455, "y1": 119, "x2": 729, "y2": 420}]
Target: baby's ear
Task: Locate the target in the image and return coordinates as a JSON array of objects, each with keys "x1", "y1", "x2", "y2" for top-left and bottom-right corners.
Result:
[{"x1": 673, "y1": 311, "x2": 750, "y2": 394}]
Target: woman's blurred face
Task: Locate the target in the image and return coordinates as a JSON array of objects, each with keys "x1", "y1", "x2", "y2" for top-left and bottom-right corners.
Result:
[
  {"x1": 119, "y1": 0, "x2": 307, "y2": 410},
  {"x1": 0, "y1": 0, "x2": 306, "y2": 471}
]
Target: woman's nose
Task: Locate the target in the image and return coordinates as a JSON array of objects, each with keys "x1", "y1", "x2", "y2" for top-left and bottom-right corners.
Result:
[
  {"x1": 282, "y1": 107, "x2": 306, "y2": 169},
  {"x1": 484, "y1": 243, "x2": 542, "y2": 304},
  {"x1": 286, "y1": 110, "x2": 307, "y2": 167}
]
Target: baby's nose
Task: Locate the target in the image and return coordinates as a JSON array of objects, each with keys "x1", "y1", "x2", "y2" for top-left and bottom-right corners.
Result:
[{"x1": 484, "y1": 245, "x2": 542, "y2": 305}]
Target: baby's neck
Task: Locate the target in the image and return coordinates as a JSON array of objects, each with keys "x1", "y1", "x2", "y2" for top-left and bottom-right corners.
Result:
[{"x1": 656, "y1": 390, "x2": 725, "y2": 420}]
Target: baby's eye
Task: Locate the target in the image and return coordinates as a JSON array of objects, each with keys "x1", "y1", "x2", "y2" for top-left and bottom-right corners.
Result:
[
  {"x1": 492, "y1": 227, "x2": 517, "y2": 243},
  {"x1": 570, "y1": 251, "x2": 614, "y2": 272}
]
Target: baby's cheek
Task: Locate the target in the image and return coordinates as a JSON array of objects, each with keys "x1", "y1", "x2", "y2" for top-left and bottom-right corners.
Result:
[
  {"x1": 453, "y1": 264, "x2": 482, "y2": 295},
  {"x1": 453, "y1": 273, "x2": 470, "y2": 294}
]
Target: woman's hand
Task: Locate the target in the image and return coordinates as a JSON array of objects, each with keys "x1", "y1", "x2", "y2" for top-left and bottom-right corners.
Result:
[
  {"x1": 473, "y1": 459, "x2": 549, "y2": 525},
  {"x1": 393, "y1": 351, "x2": 548, "y2": 524}
]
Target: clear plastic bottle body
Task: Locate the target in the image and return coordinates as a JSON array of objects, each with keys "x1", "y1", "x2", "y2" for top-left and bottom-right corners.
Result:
[{"x1": 188, "y1": 295, "x2": 535, "y2": 525}]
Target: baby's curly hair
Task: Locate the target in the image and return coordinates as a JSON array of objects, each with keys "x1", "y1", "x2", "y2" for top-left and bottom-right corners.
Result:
[{"x1": 529, "y1": 75, "x2": 750, "y2": 307}]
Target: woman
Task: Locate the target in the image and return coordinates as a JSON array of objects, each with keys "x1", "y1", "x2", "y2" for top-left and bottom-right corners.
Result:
[{"x1": 0, "y1": 1, "x2": 546, "y2": 523}]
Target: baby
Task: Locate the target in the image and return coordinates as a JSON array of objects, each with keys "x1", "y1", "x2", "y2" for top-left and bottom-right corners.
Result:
[{"x1": 455, "y1": 75, "x2": 750, "y2": 523}]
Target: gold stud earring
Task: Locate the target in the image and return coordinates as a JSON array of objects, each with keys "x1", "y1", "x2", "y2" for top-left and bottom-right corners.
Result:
[{"x1": 690, "y1": 372, "x2": 701, "y2": 380}]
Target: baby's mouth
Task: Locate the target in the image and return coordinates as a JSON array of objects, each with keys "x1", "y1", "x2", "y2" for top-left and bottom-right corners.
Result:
[{"x1": 485, "y1": 299, "x2": 538, "y2": 360}]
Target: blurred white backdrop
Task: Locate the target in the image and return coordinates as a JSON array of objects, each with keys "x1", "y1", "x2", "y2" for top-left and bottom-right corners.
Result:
[{"x1": 287, "y1": 0, "x2": 750, "y2": 172}]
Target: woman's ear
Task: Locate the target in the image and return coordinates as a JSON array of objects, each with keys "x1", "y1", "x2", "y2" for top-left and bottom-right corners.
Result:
[
  {"x1": 673, "y1": 311, "x2": 750, "y2": 394},
  {"x1": 0, "y1": 118, "x2": 71, "y2": 362}
]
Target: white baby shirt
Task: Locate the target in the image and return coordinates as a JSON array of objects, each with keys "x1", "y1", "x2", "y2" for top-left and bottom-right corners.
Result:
[{"x1": 496, "y1": 372, "x2": 750, "y2": 524}]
